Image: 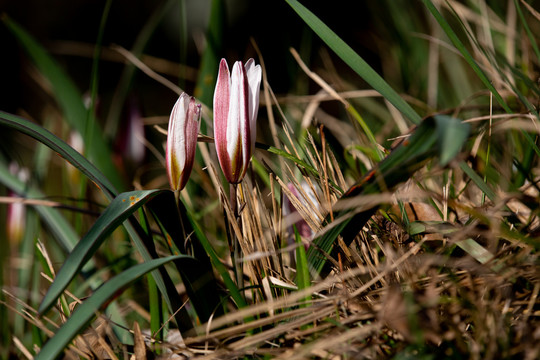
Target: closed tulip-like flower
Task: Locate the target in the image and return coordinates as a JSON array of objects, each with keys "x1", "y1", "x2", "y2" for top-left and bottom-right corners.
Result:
[
  {"x1": 166, "y1": 93, "x2": 201, "y2": 191},
  {"x1": 213, "y1": 58, "x2": 262, "y2": 184}
]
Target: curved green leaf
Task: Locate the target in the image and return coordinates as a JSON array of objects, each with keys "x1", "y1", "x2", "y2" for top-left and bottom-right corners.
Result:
[
  {"x1": 34, "y1": 255, "x2": 193, "y2": 360},
  {"x1": 147, "y1": 191, "x2": 224, "y2": 322},
  {"x1": 285, "y1": 0, "x2": 422, "y2": 125},
  {"x1": 0, "y1": 112, "x2": 181, "y2": 328},
  {"x1": 38, "y1": 189, "x2": 166, "y2": 315},
  {"x1": 0, "y1": 111, "x2": 117, "y2": 199}
]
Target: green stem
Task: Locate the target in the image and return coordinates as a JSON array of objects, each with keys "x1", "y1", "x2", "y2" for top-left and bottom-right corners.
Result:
[{"x1": 230, "y1": 183, "x2": 244, "y2": 291}]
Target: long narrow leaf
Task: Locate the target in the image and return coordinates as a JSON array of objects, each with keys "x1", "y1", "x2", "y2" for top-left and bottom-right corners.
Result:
[
  {"x1": 34, "y1": 255, "x2": 192, "y2": 360},
  {"x1": 459, "y1": 161, "x2": 497, "y2": 202},
  {"x1": 422, "y1": 0, "x2": 512, "y2": 114},
  {"x1": 0, "y1": 112, "x2": 182, "y2": 329},
  {"x1": 0, "y1": 111, "x2": 117, "y2": 199},
  {"x1": 285, "y1": 0, "x2": 422, "y2": 125},
  {"x1": 294, "y1": 226, "x2": 311, "y2": 305},
  {"x1": 38, "y1": 189, "x2": 166, "y2": 315},
  {"x1": 147, "y1": 191, "x2": 224, "y2": 322},
  {"x1": 185, "y1": 206, "x2": 248, "y2": 310}
]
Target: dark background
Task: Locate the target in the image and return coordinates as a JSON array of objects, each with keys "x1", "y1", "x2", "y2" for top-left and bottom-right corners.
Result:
[{"x1": 0, "y1": 0, "x2": 384, "y2": 116}]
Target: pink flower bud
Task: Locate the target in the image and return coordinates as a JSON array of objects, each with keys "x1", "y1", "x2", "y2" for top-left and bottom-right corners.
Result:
[
  {"x1": 213, "y1": 58, "x2": 262, "y2": 184},
  {"x1": 165, "y1": 93, "x2": 201, "y2": 191}
]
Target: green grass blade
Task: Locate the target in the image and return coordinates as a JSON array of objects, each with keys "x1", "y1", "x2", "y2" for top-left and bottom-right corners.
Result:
[
  {"x1": 38, "y1": 189, "x2": 166, "y2": 315},
  {"x1": 436, "y1": 116, "x2": 471, "y2": 166},
  {"x1": 146, "y1": 191, "x2": 224, "y2": 322},
  {"x1": 294, "y1": 227, "x2": 311, "y2": 304},
  {"x1": 422, "y1": 0, "x2": 512, "y2": 114},
  {"x1": 514, "y1": 0, "x2": 540, "y2": 62},
  {"x1": 0, "y1": 111, "x2": 117, "y2": 199},
  {"x1": 284, "y1": 0, "x2": 422, "y2": 125},
  {"x1": 34, "y1": 255, "x2": 192, "y2": 360},
  {"x1": 184, "y1": 206, "x2": 248, "y2": 310},
  {"x1": 459, "y1": 161, "x2": 497, "y2": 202},
  {"x1": 2, "y1": 16, "x2": 125, "y2": 190}
]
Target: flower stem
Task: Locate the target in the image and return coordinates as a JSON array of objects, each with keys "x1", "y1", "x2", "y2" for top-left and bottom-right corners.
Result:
[{"x1": 230, "y1": 183, "x2": 244, "y2": 290}]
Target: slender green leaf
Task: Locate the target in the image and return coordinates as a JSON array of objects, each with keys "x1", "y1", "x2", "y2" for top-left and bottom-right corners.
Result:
[
  {"x1": 34, "y1": 255, "x2": 192, "y2": 360},
  {"x1": 0, "y1": 111, "x2": 117, "y2": 199},
  {"x1": 436, "y1": 115, "x2": 470, "y2": 166},
  {"x1": 456, "y1": 238, "x2": 494, "y2": 265},
  {"x1": 459, "y1": 161, "x2": 497, "y2": 202},
  {"x1": 294, "y1": 226, "x2": 311, "y2": 300},
  {"x1": 38, "y1": 189, "x2": 166, "y2": 315},
  {"x1": 285, "y1": 0, "x2": 422, "y2": 124},
  {"x1": 408, "y1": 221, "x2": 457, "y2": 236},
  {"x1": 422, "y1": 0, "x2": 512, "y2": 114},
  {"x1": 147, "y1": 191, "x2": 224, "y2": 322},
  {"x1": 184, "y1": 206, "x2": 248, "y2": 310},
  {"x1": 514, "y1": 0, "x2": 540, "y2": 63}
]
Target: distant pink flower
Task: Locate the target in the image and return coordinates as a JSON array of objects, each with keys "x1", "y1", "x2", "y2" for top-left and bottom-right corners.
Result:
[
  {"x1": 213, "y1": 58, "x2": 262, "y2": 184},
  {"x1": 283, "y1": 182, "x2": 318, "y2": 240},
  {"x1": 117, "y1": 96, "x2": 146, "y2": 165},
  {"x1": 165, "y1": 93, "x2": 201, "y2": 191},
  {"x1": 7, "y1": 163, "x2": 29, "y2": 243}
]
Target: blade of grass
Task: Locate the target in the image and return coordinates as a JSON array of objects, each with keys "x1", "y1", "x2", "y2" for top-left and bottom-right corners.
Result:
[
  {"x1": 38, "y1": 189, "x2": 166, "y2": 315},
  {"x1": 0, "y1": 112, "x2": 183, "y2": 330},
  {"x1": 422, "y1": 0, "x2": 512, "y2": 114},
  {"x1": 458, "y1": 161, "x2": 497, "y2": 202},
  {"x1": 294, "y1": 226, "x2": 311, "y2": 307},
  {"x1": 147, "y1": 274, "x2": 163, "y2": 344},
  {"x1": 515, "y1": 0, "x2": 540, "y2": 62},
  {"x1": 284, "y1": 0, "x2": 422, "y2": 125},
  {"x1": 147, "y1": 191, "x2": 224, "y2": 323},
  {"x1": 34, "y1": 255, "x2": 192, "y2": 360},
  {"x1": 0, "y1": 111, "x2": 117, "y2": 199}
]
